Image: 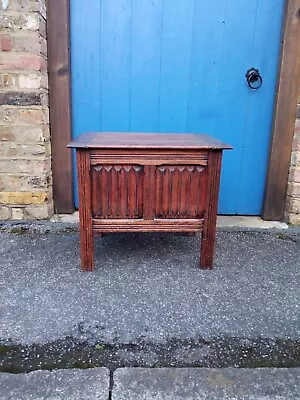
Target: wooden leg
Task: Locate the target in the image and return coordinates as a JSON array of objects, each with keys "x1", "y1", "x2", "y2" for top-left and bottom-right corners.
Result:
[
  {"x1": 79, "y1": 221, "x2": 94, "y2": 272},
  {"x1": 200, "y1": 151, "x2": 222, "y2": 270},
  {"x1": 77, "y1": 150, "x2": 94, "y2": 272}
]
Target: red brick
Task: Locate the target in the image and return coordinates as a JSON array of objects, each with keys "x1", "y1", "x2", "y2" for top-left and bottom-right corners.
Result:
[
  {"x1": 19, "y1": 54, "x2": 43, "y2": 70},
  {"x1": 0, "y1": 35, "x2": 13, "y2": 51},
  {"x1": 0, "y1": 54, "x2": 43, "y2": 71},
  {"x1": 14, "y1": 35, "x2": 41, "y2": 53},
  {"x1": 40, "y1": 56, "x2": 47, "y2": 72}
]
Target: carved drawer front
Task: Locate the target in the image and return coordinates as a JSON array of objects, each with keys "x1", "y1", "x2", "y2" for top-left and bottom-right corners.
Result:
[
  {"x1": 155, "y1": 165, "x2": 208, "y2": 219},
  {"x1": 91, "y1": 164, "x2": 144, "y2": 219}
]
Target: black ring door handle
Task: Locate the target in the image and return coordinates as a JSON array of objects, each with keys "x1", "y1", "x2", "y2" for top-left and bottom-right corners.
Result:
[{"x1": 246, "y1": 68, "x2": 263, "y2": 90}]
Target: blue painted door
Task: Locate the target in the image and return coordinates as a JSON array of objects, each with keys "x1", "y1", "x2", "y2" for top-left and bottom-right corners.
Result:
[{"x1": 70, "y1": 0, "x2": 285, "y2": 214}]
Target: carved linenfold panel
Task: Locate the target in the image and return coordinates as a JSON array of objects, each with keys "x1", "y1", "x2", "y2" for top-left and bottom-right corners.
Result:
[
  {"x1": 155, "y1": 165, "x2": 207, "y2": 219},
  {"x1": 91, "y1": 164, "x2": 144, "y2": 219}
]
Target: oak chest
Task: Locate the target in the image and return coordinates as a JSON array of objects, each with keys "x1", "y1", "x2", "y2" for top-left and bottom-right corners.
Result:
[{"x1": 68, "y1": 132, "x2": 231, "y2": 271}]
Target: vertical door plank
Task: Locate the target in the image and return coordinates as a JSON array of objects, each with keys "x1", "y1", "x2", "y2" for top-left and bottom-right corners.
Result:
[
  {"x1": 70, "y1": 0, "x2": 101, "y2": 132},
  {"x1": 70, "y1": 0, "x2": 101, "y2": 207},
  {"x1": 237, "y1": 0, "x2": 285, "y2": 214},
  {"x1": 158, "y1": 0, "x2": 194, "y2": 132},
  {"x1": 130, "y1": 0, "x2": 163, "y2": 132},
  {"x1": 187, "y1": 1, "x2": 227, "y2": 135},
  {"x1": 215, "y1": 0, "x2": 259, "y2": 214},
  {"x1": 100, "y1": 0, "x2": 132, "y2": 131}
]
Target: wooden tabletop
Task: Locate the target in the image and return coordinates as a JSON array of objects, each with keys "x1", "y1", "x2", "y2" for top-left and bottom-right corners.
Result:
[{"x1": 68, "y1": 132, "x2": 232, "y2": 150}]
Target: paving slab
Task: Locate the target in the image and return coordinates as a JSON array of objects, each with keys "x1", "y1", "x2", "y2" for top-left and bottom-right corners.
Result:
[
  {"x1": 0, "y1": 368, "x2": 109, "y2": 400},
  {"x1": 112, "y1": 367, "x2": 300, "y2": 400}
]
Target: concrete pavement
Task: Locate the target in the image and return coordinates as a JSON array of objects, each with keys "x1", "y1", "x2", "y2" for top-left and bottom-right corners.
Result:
[
  {"x1": 0, "y1": 227, "x2": 299, "y2": 398},
  {"x1": 1, "y1": 229, "x2": 299, "y2": 347}
]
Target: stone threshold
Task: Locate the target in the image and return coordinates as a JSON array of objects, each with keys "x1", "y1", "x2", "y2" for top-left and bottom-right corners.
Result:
[{"x1": 50, "y1": 212, "x2": 288, "y2": 230}]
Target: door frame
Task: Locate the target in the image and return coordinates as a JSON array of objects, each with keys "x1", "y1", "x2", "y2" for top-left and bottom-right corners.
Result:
[{"x1": 47, "y1": 0, "x2": 300, "y2": 220}]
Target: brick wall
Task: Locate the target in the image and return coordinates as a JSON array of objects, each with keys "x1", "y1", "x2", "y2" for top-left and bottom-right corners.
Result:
[
  {"x1": 0, "y1": 0, "x2": 53, "y2": 220},
  {"x1": 286, "y1": 91, "x2": 300, "y2": 224}
]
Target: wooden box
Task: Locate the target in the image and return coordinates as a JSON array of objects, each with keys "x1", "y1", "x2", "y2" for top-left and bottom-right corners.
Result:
[{"x1": 68, "y1": 133, "x2": 231, "y2": 271}]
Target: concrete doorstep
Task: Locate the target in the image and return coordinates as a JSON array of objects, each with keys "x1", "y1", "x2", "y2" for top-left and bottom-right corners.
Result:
[
  {"x1": 1, "y1": 367, "x2": 300, "y2": 400},
  {"x1": 50, "y1": 212, "x2": 289, "y2": 230}
]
